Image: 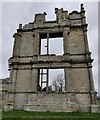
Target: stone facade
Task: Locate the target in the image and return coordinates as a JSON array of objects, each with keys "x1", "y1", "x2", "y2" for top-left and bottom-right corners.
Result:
[{"x1": 2, "y1": 4, "x2": 98, "y2": 112}]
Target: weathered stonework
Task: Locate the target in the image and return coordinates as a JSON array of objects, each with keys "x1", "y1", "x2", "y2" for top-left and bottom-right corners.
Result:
[{"x1": 2, "y1": 4, "x2": 98, "y2": 112}]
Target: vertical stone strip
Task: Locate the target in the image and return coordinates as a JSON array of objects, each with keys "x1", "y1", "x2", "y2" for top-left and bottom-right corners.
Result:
[
  {"x1": 35, "y1": 33, "x2": 40, "y2": 55},
  {"x1": 8, "y1": 65, "x2": 18, "y2": 109},
  {"x1": 47, "y1": 33, "x2": 49, "y2": 55},
  {"x1": 12, "y1": 66, "x2": 18, "y2": 92},
  {"x1": 64, "y1": 68, "x2": 70, "y2": 92},
  {"x1": 89, "y1": 66, "x2": 95, "y2": 92},
  {"x1": 83, "y1": 28, "x2": 96, "y2": 97},
  {"x1": 31, "y1": 32, "x2": 39, "y2": 92},
  {"x1": 81, "y1": 4, "x2": 96, "y2": 106},
  {"x1": 63, "y1": 27, "x2": 70, "y2": 55},
  {"x1": 31, "y1": 68, "x2": 38, "y2": 92},
  {"x1": 13, "y1": 33, "x2": 21, "y2": 57},
  {"x1": 8, "y1": 66, "x2": 13, "y2": 91},
  {"x1": 32, "y1": 33, "x2": 36, "y2": 55},
  {"x1": 63, "y1": 27, "x2": 70, "y2": 92}
]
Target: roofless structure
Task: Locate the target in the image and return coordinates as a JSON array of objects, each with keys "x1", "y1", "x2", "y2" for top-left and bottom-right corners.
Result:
[{"x1": 3, "y1": 4, "x2": 97, "y2": 112}]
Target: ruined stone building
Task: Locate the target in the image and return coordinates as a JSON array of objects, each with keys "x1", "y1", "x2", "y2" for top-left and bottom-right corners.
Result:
[{"x1": 2, "y1": 4, "x2": 97, "y2": 112}]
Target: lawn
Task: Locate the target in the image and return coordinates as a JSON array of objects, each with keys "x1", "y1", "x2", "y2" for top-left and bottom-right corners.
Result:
[{"x1": 1, "y1": 110, "x2": 100, "y2": 120}]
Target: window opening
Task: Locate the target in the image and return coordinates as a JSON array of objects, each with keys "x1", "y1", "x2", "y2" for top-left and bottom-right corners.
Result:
[
  {"x1": 49, "y1": 37, "x2": 63, "y2": 55},
  {"x1": 39, "y1": 68, "x2": 65, "y2": 92},
  {"x1": 39, "y1": 69, "x2": 49, "y2": 92},
  {"x1": 40, "y1": 32, "x2": 63, "y2": 55}
]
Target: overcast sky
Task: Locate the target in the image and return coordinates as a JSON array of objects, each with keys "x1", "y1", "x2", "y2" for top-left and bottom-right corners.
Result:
[{"x1": 0, "y1": 2, "x2": 98, "y2": 94}]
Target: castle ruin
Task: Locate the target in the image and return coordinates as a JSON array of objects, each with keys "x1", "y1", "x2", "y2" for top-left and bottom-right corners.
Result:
[{"x1": 2, "y1": 4, "x2": 97, "y2": 112}]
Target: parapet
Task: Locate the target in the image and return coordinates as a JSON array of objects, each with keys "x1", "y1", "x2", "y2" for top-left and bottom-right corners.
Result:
[
  {"x1": 18, "y1": 4, "x2": 86, "y2": 31},
  {"x1": 34, "y1": 12, "x2": 47, "y2": 24},
  {"x1": 55, "y1": 8, "x2": 68, "y2": 23}
]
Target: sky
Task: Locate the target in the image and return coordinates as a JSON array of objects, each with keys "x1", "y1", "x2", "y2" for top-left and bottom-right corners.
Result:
[{"x1": 0, "y1": 1, "x2": 99, "y2": 94}]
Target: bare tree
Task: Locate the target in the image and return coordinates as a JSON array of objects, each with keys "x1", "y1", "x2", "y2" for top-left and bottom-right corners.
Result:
[{"x1": 52, "y1": 73, "x2": 65, "y2": 92}]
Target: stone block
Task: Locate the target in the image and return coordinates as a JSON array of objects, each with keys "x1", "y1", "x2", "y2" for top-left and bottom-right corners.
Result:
[{"x1": 91, "y1": 105, "x2": 100, "y2": 113}]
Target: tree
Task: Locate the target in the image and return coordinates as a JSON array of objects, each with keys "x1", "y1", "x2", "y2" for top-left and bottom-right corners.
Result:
[{"x1": 52, "y1": 73, "x2": 65, "y2": 92}]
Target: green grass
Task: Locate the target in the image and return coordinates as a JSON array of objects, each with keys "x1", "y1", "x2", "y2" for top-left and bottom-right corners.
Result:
[{"x1": 1, "y1": 110, "x2": 100, "y2": 120}]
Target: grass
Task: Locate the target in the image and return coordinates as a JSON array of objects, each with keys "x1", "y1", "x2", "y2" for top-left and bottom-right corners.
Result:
[{"x1": 1, "y1": 110, "x2": 100, "y2": 120}]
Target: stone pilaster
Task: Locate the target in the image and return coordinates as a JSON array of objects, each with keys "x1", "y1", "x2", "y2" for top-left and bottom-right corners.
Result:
[{"x1": 31, "y1": 69, "x2": 38, "y2": 92}]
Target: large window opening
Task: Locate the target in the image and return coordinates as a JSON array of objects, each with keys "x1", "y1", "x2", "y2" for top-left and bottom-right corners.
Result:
[
  {"x1": 38, "y1": 68, "x2": 65, "y2": 92},
  {"x1": 40, "y1": 32, "x2": 64, "y2": 55}
]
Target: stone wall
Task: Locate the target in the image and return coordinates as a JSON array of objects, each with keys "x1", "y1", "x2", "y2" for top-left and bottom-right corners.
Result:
[
  {"x1": 2, "y1": 4, "x2": 97, "y2": 112},
  {"x1": 25, "y1": 93, "x2": 92, "y2": 112},
  {"x1": 4, "y1": 92, "x2": 92, "y2": 112}
]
